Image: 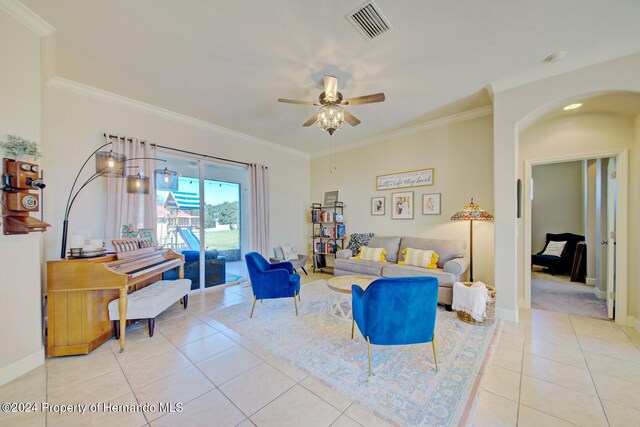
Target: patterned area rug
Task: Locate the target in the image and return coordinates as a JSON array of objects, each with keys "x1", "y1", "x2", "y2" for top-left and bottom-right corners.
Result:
[{"x1": 214, "y1": 280, "x2": 499, "y2": 426}]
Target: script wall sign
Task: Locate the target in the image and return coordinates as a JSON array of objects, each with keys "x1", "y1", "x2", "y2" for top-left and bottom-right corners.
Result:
[{"x1": 376, "y1": 168, "x2": 434, "y2": 190}]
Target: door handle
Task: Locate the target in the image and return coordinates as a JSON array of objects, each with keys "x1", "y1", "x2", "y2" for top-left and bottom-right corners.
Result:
[{"x1": 601, "y1": 240, "x2": 608, "y2": 245}]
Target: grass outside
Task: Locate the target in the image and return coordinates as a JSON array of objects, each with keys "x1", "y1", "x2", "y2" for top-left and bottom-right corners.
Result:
[{"x1": 203, "y1": 228, "x2": 240, "y2": 250}]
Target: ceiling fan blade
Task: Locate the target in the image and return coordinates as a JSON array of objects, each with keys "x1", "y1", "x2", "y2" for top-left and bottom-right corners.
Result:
[
  {"x1": 342, "y1": 92, "x2": 385, "y2": 106},
  {"x1": 278, "y1": 98, "x2": 319, "y2": 106},
  {"x1": 343, "y1": 110, "x2": 361, "y2": 127},
  {"x1": 324, "y1": 75, "x2": 338, "y2": 100},
  {"x1": 302, "y1": 113, "x2": 319, "y2": 127}
]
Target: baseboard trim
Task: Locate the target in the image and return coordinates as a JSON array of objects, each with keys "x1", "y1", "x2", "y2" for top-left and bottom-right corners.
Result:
[
  {"x1": 0, "y1": 348, "x2": 44, "y2": 387},
  {"x1": 594, "y1": 287, "x2": 607, "y2": 299},
  {"x1": 585, "y1": 277, "x2": 597, "y2": 286},
  {"x1": 628, "y1": 316, "x2": 640, "y2": 333},
  {"x1": 495, "y1": 307, "x2": 518, "y2": 323}
]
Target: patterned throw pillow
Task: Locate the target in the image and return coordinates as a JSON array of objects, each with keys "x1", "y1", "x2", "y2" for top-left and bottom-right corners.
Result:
[
  {"x1": 346, "y1": 232, "x2": 375, "y2": 256},
  {"x1": 355, "y1": 246, "x2": 387, "y2": 262},
  {"x1": 398, "y1": 248, "x2": 439, "y2": 269}
]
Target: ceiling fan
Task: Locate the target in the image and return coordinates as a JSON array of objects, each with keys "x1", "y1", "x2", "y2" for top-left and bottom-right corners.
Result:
[{"x1": 278, "y1": 75, "x2": 385, "y2": 135}]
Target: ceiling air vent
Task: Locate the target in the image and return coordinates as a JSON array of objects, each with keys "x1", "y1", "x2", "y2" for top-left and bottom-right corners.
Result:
[{"x1": 346, "y1": 0, "x2": 392, "y2": 41}]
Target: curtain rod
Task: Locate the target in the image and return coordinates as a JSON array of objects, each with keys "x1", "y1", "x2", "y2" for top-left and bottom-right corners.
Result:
[
  {"x1": 152, "y1": 144, "x2": 253, "y2": 167},
  {"x1": 104, "y1": 133, "x2": 254, "y2": 167}
]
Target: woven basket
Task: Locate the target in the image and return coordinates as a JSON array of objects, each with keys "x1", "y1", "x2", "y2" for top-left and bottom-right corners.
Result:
[{"x1": 455, "y1": 282, "x2": 496, "y2": 326}]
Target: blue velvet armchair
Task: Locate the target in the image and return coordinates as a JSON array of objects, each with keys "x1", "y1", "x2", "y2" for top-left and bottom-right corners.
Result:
[
  {"x1": 245, "y1": 252, "x2": 301, "y2": 318},
  {"x1": 352, "y1": 276, "x2": 439, "y2": 376}
]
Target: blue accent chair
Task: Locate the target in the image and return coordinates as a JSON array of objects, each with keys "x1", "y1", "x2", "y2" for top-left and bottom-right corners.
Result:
[
  {"x1": 352, "y1": 276, "x2": 439, "y2": 376},
  {"x1": 245, "y1": 252, "x2": 301, "y2": 318}
]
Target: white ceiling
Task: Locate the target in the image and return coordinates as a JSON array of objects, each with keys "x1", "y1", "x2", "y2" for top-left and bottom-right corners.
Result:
[{"x1": 21, "y1": 0, "x2": 640, "y2": 154}]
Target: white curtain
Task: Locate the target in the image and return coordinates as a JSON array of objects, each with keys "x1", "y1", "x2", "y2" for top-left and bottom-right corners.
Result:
[
  {"x1": 105, "y1": 134, "x2": 157, "y2": 240},
  {"x1": 249, "y1": 163, "x2": 270, "y2": 256}
]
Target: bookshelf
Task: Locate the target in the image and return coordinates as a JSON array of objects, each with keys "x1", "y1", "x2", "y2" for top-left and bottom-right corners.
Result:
[{"x1": 310, "y1": 202, "x2": 345, "y2": 273}]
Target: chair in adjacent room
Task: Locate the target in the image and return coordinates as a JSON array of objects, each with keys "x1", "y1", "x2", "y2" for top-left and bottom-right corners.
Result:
[
  {"x1": 351, "y1": 276, "x2": 439, "y2": 376},
  {"x1": 531, "y1": 232, "x2": 584, "y2": 275},
  {"x1": 245, "y1": 252, "x2": 301, "y2": 318},
  {"x1": 269, "y1": 245, "x2": 309, "y2": 275}
]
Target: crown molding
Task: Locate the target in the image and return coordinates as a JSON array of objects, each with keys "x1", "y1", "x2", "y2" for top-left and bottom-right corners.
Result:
[
  {"x1": 489, "y1": 43, "x2": 640, "y2": 94},
  {"x1": 310, "y1": 105, "x2": 493, "y2": 158},
  {"x1": 47, "y1": 77, "x2": 310, "y2": 158},
  {"x1": 0, "y1": 0, "x2": 54, "y2": 37}
]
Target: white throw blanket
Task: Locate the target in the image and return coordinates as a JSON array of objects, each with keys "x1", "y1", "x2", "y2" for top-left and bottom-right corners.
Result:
[{"x1": 452, "y1": 281, "x2": 490, "y2": 321}]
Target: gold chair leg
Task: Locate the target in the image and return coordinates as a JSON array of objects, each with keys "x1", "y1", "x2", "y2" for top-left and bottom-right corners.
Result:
[
  {"x1": 367, "y1": 336, "x2": 372, "y2": 376},
  {"x1": 298, "y1": 293, "x2": 301, "y2": 302},
  {"x1": 432, "y1": 333, "x2": 438, "y2": 372},
  {"x1": 250, "y1": 295, "x2": 257, "y2": 318},
  {"x1": 351, "y1": 317, "x2": 355, "y2": 339},
  {"x1": 293, "y1": 291, "x2": 298, "y2": 316}
]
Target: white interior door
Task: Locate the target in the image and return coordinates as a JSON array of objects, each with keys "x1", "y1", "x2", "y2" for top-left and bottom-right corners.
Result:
[{"x1": 606, "y1": 158, "x2": 617, "y2": 319}]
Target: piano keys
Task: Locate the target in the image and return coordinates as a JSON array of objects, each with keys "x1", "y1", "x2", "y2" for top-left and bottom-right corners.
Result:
[{"x1": 47, "y1": 245, "x2": 184, "y2": 356}]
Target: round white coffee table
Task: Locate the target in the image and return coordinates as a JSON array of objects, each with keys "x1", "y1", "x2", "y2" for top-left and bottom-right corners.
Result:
[{"x1": 326, "y1": 275, "x2": 374, "y2": 319}]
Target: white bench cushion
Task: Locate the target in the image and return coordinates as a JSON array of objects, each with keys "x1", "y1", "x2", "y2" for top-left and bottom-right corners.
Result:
[{"x1": 108, "y1": 279, "x2": 191, "y2": 320}]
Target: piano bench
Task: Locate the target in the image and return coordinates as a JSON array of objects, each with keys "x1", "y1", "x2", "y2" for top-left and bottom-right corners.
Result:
[{"x1": 108, "y1": 279, "x2": 191, "y2": 339}]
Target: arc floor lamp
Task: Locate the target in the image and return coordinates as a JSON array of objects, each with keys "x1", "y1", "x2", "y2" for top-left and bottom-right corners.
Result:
[
  {"x1": 60, "y1": 142, "x2": 177, "y2": 258},
  {"x1": 450, "y1": 198, "x2": 494, "y2": 282}
]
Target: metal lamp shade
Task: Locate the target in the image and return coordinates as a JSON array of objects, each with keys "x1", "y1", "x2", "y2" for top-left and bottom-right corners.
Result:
[
  {"x1": 126, "y1": 174, "x2": 150, "y2": 194},
  {"x1": 155, "y1": 168, "x2": 179, "y2": 191},
  {"x1": 95, "y1": 151, "x2": 127, "y2": 177}
]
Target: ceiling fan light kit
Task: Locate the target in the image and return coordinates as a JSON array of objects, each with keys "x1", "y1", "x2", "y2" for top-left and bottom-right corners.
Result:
[
  {"x1": 317, "y1": 105, "x2": 345, "y2": 135},
  {"x1": 278, "y1": 75, "x2": 385, "y2": 136}
]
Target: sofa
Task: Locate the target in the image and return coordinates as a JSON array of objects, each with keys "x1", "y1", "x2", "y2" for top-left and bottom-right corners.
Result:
[{"x1": 334, "y1": 235, "x2": 468, "y2": 308}]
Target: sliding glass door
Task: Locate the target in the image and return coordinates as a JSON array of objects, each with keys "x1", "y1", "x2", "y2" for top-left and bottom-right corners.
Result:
[{"x1": 155, "y1": 151, "x2": 248, "y2": 290}]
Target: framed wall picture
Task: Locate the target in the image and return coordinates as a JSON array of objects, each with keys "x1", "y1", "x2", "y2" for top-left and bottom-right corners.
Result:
[
  {"x1": 422, "y1": 193, "x2": 441, "y2": 215},
  {"x1": 322, "y1": 190, "x2": 340, "y2": 206},
  {"x1": 138, "y1": 228, "x2": 158, "y2": 246},
  {"x1": 391, "y1": 191, "x2": 414, "y2": 220},
  {"x1": 371, "y1": 197, "x2": 385, "y2": 215}
]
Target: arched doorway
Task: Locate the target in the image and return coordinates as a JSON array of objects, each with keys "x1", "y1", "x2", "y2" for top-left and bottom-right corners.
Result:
[{"x1": 516, "y1": 91, "x2": 640, "y2": 323}]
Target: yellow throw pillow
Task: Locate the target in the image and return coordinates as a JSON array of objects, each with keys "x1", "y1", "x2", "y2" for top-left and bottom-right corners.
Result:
[
  {"x1": 354, "y1": 246, "x2": 387, "y2": 262},
  {"x1": 398, "y1": 248, "x2": 439, "y2": 269}
]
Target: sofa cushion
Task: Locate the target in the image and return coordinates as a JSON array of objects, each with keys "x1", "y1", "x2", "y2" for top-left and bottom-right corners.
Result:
[
  {"x1": 368, "y1": 236, "x2": 402, "y2": 262},
  {"x1": 399, "y1": 237, "x2": 466, "y2": 268},
  {"x1": 334, "y1": 258, "x2": 385, "y2": 276},
  {"x1": 399, "y1": 248, "x2": 439, "y2": 269},
  {"x1": 355, "y1": 246, "x2": 387, "y2": 262},
  {"x1": 381, "y1": 264, "x2": 457, "y2": 286}
]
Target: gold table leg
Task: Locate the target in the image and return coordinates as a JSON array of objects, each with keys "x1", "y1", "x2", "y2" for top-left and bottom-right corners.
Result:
[{"x1": 118, "y1": 287, "x2": 128, "y2": 353}]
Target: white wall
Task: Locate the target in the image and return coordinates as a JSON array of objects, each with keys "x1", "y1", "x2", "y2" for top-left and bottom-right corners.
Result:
[
  {"x1": 0, "y1": 9, "x2": 45, "y2": 385},
  {"x1": 310, "y1": 114, "x2": 495, "y2": 284},
  {"x1": 531, "y1": 161, "x2": 584, "y2": 253},
  {"x1": 41, "y1": 81, "x2": 310, "y2": 262},
  {"x1": 493, "y1": 52, "x2": 640, "y2": 322}
]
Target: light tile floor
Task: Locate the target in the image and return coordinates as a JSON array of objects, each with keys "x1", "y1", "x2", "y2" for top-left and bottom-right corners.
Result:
[{"x1": 1, "y1": 272, "x2": 639, "y2": 426}]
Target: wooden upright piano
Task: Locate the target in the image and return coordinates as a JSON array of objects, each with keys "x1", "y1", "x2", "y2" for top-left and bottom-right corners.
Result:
[{"x1": 47, "y1": 248, "x2": 184, "y2": 356}]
